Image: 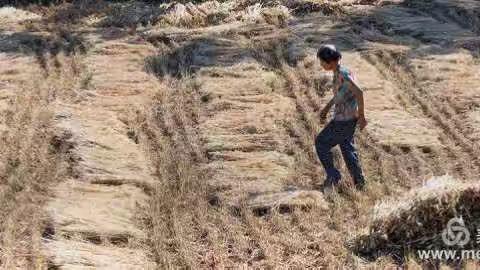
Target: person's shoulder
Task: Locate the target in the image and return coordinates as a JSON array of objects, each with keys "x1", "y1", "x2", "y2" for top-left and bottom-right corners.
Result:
[
  {"x1": 339, "y1": 66, "x2": 356, "y2": 82},
  {"x1": 339, "y1": 66, "x2": 352, "y2": 76}
]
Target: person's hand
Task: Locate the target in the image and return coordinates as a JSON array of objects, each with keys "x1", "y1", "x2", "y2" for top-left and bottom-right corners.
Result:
[{"x1": 358, "y1": 116, "x2": 368, "y2": 130}]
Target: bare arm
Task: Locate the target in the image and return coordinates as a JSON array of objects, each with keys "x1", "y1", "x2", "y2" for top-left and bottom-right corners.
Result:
[
  {"x1": 346, "y1": 79, "x2": 367, "y2": 129},
  {"x1": 322, "y1": 97, "x2": 335, "y2": 113},
  {"x1": 318, "y1": 77, "x2": 337, "y2": 121},
  {"x1": 319, "y1": 97, "x2": 334, "y2": 123}
]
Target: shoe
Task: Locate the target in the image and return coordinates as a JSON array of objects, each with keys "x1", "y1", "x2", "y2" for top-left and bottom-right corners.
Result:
[{"x1": 321, "y1": 177, "x2": 339, "y2": 193}]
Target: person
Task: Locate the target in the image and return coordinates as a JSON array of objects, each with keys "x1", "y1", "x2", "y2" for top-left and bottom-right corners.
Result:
[{"x1": 315, "y1": 44, "x2": 367, "y2": 191}]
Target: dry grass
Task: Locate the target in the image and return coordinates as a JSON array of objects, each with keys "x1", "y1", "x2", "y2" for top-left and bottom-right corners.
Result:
[
  {"x1": 159, "y1": 2, "x2": 230, "y2": 27},
  {"x1": 10, "y1": 0, "x2": 342, "y2": 31},
  {"x1": 133, "y1": 77, "x2": 321, "y2": 268},
  {"x1": 0, "y1": 58, "x2": 78, "y2": 268},
  {"x1": 133, "y1": 39, "x2": 410, "y2": 268},
  {"x1": 117, "y1": 16, "x2": 474, "y2": 268},
  {"x1": 0, "y1": 6, "x2": 40, "y2": 23},
  {"x1": 134, "y1": 78, "x2": 275, "y2": 268},
  {"x1": 153, "y1": 0, "x2": 347, "y2": 28},
  {"x1": 353, "y1": 175, "x2": 480, "y2": 265},
  {"x1": 363, "y1": 50, "x2": 480, "y2": 179},
  {"x1": 158, "y1": 1, "x2": 292, "y2": 28},
  {"x1": 42, "y1": 0, "x2": 107, "y2": 26},
  {"x1": 0, "y1": 3, "x2": 88, "y2": 267},
  {"x1": 99, "y1": 1, "x2": 164, "y2": 28},
  {"x1": 133, "y1": 78, "x2": 210, "y2": 267},
  {"x1": 283, "y1": 0, "x2": 345, "y2": 16},
  {"x1": 3, "y1": 1, "x2": 480, "y2": 269}
]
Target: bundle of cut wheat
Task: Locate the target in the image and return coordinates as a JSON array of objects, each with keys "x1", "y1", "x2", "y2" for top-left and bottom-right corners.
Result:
[
  {"x1": 159, "y1": 1, "x2": 291, "y2": 27},
  {"x1": 353, "y1": 175, "x2": 480, "y2": 258},
  {"x1": 283, "y1": 0, "x2": 343, "y2": 15},
  {"x1": 160, "y1": 1, "x2": 230, "y2": 27},
  {"x1": 0, "y1": 6, "x2": 40, "y2": 26}
]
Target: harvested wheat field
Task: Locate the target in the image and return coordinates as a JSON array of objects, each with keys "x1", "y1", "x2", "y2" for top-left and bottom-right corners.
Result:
[{"x1": 1, "y1": 0, "x2": 480, "y2": 269}]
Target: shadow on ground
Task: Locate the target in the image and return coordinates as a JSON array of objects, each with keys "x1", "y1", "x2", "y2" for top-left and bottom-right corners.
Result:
[
  {"x1": 144, "y1": 36, "x2": 252, "y2": 78},
  {"x1": 0, "y1": 30, "x2": 89, "y2": 72},
  {"x1": 290, "y1": 0, "x2": 480, "y2": 58},
  {"x1": 143, "y1": 22, "x2": 314, "y2": 79},
  {"x1": 145, "y1": 0, "x2": 480, "y2": 81}
]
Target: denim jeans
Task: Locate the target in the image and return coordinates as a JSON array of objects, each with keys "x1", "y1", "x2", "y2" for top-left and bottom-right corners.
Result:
[{"x1": 315, "y1": 119, "x2": 365, "y2": 185}]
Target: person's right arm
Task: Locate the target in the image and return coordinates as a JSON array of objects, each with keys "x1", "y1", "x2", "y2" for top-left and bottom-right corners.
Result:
[
  {"x1": 319, "y1": 72, "x2": 340, "y2": 123},
  {"x1": 319, "y1": 97, "x2": 335, "y2": 123}
]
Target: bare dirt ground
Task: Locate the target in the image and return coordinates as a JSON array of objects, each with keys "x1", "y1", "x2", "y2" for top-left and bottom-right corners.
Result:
[{"x1": 1, "y1": 0, "x2": 480, "y2": 269}]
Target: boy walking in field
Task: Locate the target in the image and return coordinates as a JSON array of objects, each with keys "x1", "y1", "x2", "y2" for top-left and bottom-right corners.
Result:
[{"x1": 315, "y1": 44, "x2": 367, "y2": 191}]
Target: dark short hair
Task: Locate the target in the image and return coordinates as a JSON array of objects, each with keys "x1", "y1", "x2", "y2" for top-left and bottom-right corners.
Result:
[{"x1": 317, "y1": 44, "x2": 342, "y2": 63}]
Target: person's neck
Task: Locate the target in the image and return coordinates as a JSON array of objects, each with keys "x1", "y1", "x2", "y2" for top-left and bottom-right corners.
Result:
[
  {"x1": 335, "y1": 63, "x2": 341, "y2": 71},
  {"x1": 333, "y1": 63, "x2": 341, "y2": 73}
]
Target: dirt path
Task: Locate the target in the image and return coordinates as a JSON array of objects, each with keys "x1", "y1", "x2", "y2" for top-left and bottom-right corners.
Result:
[{"x1": 43, "y1": 33, "x2": 157, "y2": 269}]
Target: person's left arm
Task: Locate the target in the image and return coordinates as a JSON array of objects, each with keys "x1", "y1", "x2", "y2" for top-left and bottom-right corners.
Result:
[{"x1": 345, "y1": 77, "x2": 367, "y2": 130}]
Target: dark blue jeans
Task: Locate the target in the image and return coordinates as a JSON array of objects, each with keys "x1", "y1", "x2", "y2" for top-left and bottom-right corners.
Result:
[{"x1": 315, "y1": 119, "x2": 365, "y2": 185}]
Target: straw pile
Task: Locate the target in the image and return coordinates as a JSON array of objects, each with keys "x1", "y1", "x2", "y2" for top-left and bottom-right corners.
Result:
[
  {"x1": 0, "y1": 7, "x2": 40, "y2": 24},
  {"x1": 353, "y1": 175, "x2": 480, "y2": 258},
  {"x1": 98, "y1": 0, "x2": 344, "y2": 29},
  {"x1": 160, "y1": 1, "x2": 291, "y2": 27}
]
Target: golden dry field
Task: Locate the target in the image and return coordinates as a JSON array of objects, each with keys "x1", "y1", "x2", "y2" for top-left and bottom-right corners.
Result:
[{"x1": 0, "y1": 0, "x2": 480, "y2": 269}]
